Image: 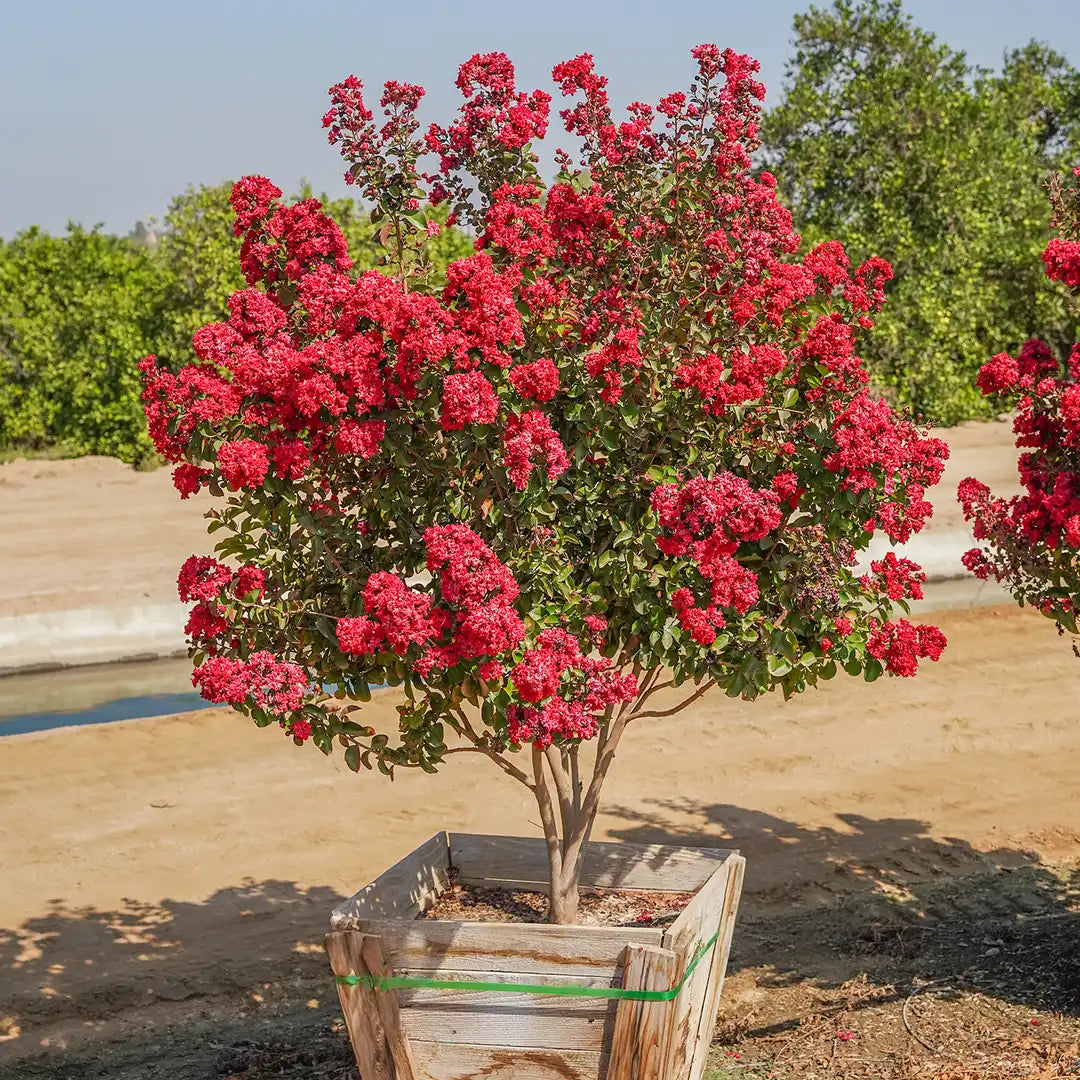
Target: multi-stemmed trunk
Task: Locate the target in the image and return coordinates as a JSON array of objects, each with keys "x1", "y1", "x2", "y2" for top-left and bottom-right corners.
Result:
[
  {"x1": 453, "y1": 665, "x2": 716, "y2": 924},
  {"x1": 530, "y1": 718, "x2": 627, "y2": 924}
]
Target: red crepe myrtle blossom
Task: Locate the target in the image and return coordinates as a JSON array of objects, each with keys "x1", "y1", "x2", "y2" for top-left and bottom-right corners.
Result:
[
  {"x1": 172, "y1": 464, "x2": 212, "y2": 499},
  {"x1": 863, "y1": 553, "x2": 926, "y2": 602},
  {"x1": 867, "y1": 620, "x2": 947, "y2": 678},
  {"x1": 960, "y1": 166, "x2": 1080, "y2": 646},
  {"x1": 142, "y1": 46, "x2": 947, "y2": 923}
]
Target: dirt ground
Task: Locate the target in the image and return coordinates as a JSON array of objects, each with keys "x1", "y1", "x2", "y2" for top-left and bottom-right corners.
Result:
[
  {"x1": 3, "y1": 418, "x2": 1077, "y2": 1079},
  {"x1": 0, "y1": 418, "x2": 1023, "y2": 620},
  {"x1": 3, "y1": 601, "x2": 1080, "y2": 1078}
]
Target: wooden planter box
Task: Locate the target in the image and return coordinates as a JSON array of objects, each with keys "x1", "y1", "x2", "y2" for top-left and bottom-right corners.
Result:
[{"x1": 326, "y1": 833, "x2": 745, "y2": 1080}]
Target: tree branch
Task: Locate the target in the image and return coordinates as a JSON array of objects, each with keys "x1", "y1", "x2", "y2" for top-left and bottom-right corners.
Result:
[
  {"x1": 565, "y1": 715, "x2": 628, "y2": 854},
  {"x1": 544, "y1": 744, "x2": 577, "y2": 848},
  {"x1": 532, "y1": 746, "x2": 564, "y2": 882},
  {"x1": 569, "y1": 744, "x2": 583, "y2": 816},
  {"x1": 630, "y1": 679, "x2": 716, "y2": 720},
  {"x1": 451, "y1": 704, "x2": 532, "y2": 786},
  {"x1": 635, "y1": 678, "x2": 675, "y2": 708}
]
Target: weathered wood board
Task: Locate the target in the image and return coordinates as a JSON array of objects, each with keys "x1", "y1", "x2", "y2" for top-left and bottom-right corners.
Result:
[
  {"x1": 410, "y1": 1042, "x2": 605, "y2": 1080},
  {"x1": 331, "y1": 832, "x2": 451, "y2": 926},
  {"x1": 335, "y1": 919, "x2": 664, "y2": 975}
]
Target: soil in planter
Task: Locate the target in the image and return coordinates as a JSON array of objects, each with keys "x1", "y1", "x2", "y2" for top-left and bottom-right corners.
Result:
[{"x1": 420, "y1": 873, "x2": 694, "y2": 927}]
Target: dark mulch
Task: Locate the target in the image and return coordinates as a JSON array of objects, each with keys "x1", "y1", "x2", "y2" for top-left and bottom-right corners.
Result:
[{"x1": 419, "y1": 875, "x2": 695, "y2": 928}]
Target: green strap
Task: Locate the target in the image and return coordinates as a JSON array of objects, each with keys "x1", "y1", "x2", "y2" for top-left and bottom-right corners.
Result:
[{"x1": 335, "y1": 929, "x2": 720, "y2": 1002}]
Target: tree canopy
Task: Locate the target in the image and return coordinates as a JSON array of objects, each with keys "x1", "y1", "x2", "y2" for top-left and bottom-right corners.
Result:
[{"x1": 762, "y1": 0, "x2": 1080, "y2": 423}]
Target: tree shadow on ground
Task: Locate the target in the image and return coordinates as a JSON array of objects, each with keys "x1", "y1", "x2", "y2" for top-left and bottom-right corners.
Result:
[
  {"x1": 603, "y1": 799, "x2": 1080, "y2": 1023},
  {"x1": 0, "y1": 878, "x2": 351, "y2": 1079}
]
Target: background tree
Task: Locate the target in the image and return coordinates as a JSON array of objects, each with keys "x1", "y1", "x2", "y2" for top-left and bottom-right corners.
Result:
[
  {"x1": 0, "y1": 226, "x2": 164, "y2": 464},
  {"x1": 762, "y1": 0, "x2": 1080, "y2": 424}
]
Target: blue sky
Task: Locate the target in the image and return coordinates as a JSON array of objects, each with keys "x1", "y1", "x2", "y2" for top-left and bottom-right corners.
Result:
[{"x1": 2, "y1": 0, "x2": 1078, "y2": 237}]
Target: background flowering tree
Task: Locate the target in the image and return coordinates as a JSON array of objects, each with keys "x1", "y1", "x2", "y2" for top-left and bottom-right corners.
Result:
[
  {"x1": 142, "y1": 47, "x2": 948, "y2": 923},
  {"x1": 959, "y1": 167, "x2": 1080, "y2": 644}
]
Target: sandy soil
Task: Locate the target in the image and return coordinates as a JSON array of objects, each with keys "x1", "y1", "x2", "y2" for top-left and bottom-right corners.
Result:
[
  {"x1": 0, "y1": 456, "x2": 214, "y2": 618},
  {"x1": 0, "y1": 420, "x2": 1022, "y2": 620},
  {"x1": 2, "y1": 602, "x2": 1079, "y2": 1074}
]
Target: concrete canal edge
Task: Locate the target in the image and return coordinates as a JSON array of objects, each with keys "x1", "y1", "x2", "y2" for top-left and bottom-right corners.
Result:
[{"x1": 0, "y1": 602, "x2": 188, "y2": 676}]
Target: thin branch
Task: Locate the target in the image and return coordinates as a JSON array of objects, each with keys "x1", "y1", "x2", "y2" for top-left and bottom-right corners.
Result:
[
  {"x1": 565, "y1": 715, "x2": 628, "y2": 853},
  {"x1": 630, "y1": 666, "x2": 666, "y2": 711},
  {"x1": 451, "y1": 704, "x2": 532, "y2": 786},
  {"x1": 630, "y1": 679, "x2": 716, "y2": 720},
  {"x1": 634, "y1": 678, "x2": 676, "y2": 708},
  {"x1": 544, "y1": 744, "x2": 577, "y2": 847},
  {"x1": 569, "y1": 745, "x2": 583, "y2": 816},
  {"x1": 532, "y1": 746, "x2": 564, "y2": 882}
]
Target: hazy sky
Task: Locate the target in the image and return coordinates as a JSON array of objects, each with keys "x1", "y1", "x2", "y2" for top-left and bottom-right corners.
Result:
[{"x1": 2, "y1": 0, "x2": 1078, "y2": 237}]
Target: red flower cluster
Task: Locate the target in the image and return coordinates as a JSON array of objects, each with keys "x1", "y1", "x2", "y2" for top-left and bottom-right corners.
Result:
[
  {"x1": 1042, "y1": 238, "x2": 1080, "y2": 289},
  {"x1": 234, "y1": 565, "x2": 266, "y2": 599},
  {"x1": 172, "y1": 464, "x2": 212, "y2": 499},
  {"x1": 863, "y1": 552, "x2": 926, "y2": 601},
  {"x1": 336, "y1": 526, "x2": 525, "y2": 678},
  {"x1": 425, "y1": 52, "x2": 551, "y2": 173},
  {"x1": 867, "y1": 620, "x2": 947, "y2": 677},
  {"x1": 440, "y1": 371, "x2": 499, "y2": 430},
  {"x1": 652, "y1": 474, "x2": 781, "y2": 637},
  {"x1": 217, "y1": 438, "x2": 270, "y2": 490},
  {"x1": 503, "y1": 410, "x2": 570, "y2": 489},
  {"x1": 652, "y1": 474, "x2": 782, "y2": 556},
  {"x1": 507, "y1": 628, "x2": 638, "y2": 747},
  {"x1": 976, "y1": 339, "x2": 1060, "y2": 397},
  {"x1": 509, "y1": 357, "x2": 560, "y2": 402},
  {"x1": 677, "y1": 343, "x2": 787, "y2": 413},
  {"x1": 185, "y1": 602, "x2": 229, "y2": 649},
  {"x1": 652, "y1": 477, "x2": 781, "y2": 630},
  {"x1": 826, "y1": 393, "x2": 947, "y2": 541},
  {"x1": 177, "y1": 555, "x2": 233, "y2": 603},
  {"x1": 672, "y1": 586, "x2": 726, "y2": 645},
  {"x1": 192, "y1": 651, "x2": 309, "y2": 714},
  {"x1": 176, "y1": 558, "x2": 265, "y2": 651}
]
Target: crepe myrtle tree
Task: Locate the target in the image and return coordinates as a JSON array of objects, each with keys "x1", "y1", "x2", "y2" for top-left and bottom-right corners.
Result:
[
  {"x1": 141, "y1": 46, "x2": 949, "y2": 923},
  {"x1": 960, "y1": 167, "x2": 1080, "y2": 645}
]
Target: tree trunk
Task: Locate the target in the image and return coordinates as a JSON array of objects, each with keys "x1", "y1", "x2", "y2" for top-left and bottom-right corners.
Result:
[
  {"x1": 531, "y1": 721, "x2": 627, "y2": 924},
  {"x1": 547, "y1": 857, "x2": 582, "y2": 924}
]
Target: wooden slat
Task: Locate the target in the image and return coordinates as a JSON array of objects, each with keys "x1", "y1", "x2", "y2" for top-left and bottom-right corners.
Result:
[
  {"x1": 449, "y1": 834, "x2": 735, "y2": 892},
  {"x1": 325, "y1": 931, "x2": 395, "y2": 1080},
  {"x1": 410, "y1": 1042, "x2": 606, "y2": 1080},
  {"x1": 687, "y1": 855, "x2": 744, "y2": 1080},
  {"x1": 399, "y1": 971, "x2": 618, "y2": 1051},
  {"x1": 332, "y1": 832, "x2": 451, "y2": 926},
  {"x1": 349, "y1": 919, "x2": 663, "y2": 976},
  {"x1": 362, "y1": 934, "x2": 418, "y2": 1080},
  {"x1": 660, "y1": 855, "x2": 738, "y2": 1080},
  {"x1": 608, "y1": 944, "x2": 679, "y2": 1080}
]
